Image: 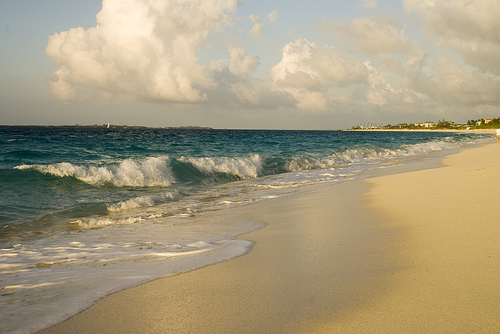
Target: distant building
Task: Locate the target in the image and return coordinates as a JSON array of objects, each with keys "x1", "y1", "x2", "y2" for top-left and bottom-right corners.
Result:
[
  {"x1": 415, "y1": 122, "x2": 435, "y2": 128},
  {"x1": 484, "y1": 119, "x2": 494, "y2": 124}
]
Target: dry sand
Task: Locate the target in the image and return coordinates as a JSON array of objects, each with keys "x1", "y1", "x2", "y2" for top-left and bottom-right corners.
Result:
[
  {"x1": 313, "y1": 143, "x2": 500, "y2": 333},
  {"x1": 38, "y1": 142, "x2": 500, "y2": 334}
]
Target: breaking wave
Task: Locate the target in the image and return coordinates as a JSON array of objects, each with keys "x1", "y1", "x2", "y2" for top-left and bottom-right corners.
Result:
[
  {"x1": 13, "y1": 140, "x2": 460, "y2": 189},
  {"x1": 15, "y1": 157, "x2": 174, "y2": 187},
  {"x1": 178, "y1": 155, "x2": 263, "y2": 179},
  {"x1": 285, "y1": 140, "x2": 459, "y2": 171}
]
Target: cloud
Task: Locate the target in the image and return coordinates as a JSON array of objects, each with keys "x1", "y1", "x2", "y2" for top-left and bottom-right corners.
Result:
[
  {"x1": 360, "y1": 61, "x2": 397, "y2": 106},
  {"x1": 267, "y1": 9, "x2": 278, "y2": 24},
  {"x1": 43, "y1": 0, "x2": 500, "y2": 124},
  {"x1": 249, "y1": 14, "x2": 264, "y2": 38},
  {"x1": 46, "y1": 0, "x2": 240, "y2": 103},
  {"x1": 416, "y1": 56, "x2": 500, "y2": 106},
  {"x1": 405, "y1": 0, "x2": 500, "y2": 75},
  {"x1": 228, "y1": 47, "x2": 260, "y2": 76},
  {"x1": 204, "y1": 67, "x2": 293, "y2": 108},
  {"x1": 271, "y1": 39, "x2": 368, "y2": 110},
  {"x1": 211, "y1": 47, "x2": 260, "y2": 77},
  {"x1": 402, "y1": 0, "x2": 500, "y2": 108},
  {"x1": 321, "y1": 16, "x2": 411, "y2": 55},
  {"x1": 354, "y1": 59, "x2": 428, "y2": 108}
]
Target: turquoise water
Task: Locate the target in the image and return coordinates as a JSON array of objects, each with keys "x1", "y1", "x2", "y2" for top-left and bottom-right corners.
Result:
[
  {"x1": 0, "y1": 126, "x2": 491, "y2": 333},
  {"x1": 0, "y1": 126, "x2": 488, "y2": 242}
]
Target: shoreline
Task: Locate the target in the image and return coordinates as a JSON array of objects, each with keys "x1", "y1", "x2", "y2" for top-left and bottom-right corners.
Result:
[
  {"x1": 39, "y1": 174, "x2": 394, "y2": 334},
  {"x1": 346, "y1": 128, "x2": 496, "y2": 133},
  {"x1": 312, "y1": 141, "x2": 500, "y2": 333},
  {"x1": 2, "y1": 125, "x2": 496, "y2": 133},
  {"x1": 38, "y1": 141, "x2": 499, "y2": 333}
]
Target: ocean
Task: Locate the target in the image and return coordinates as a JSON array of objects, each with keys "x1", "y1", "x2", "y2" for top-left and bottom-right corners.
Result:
[{"x1": 0, "y1": 126, "x2": 491, "y2": 333}]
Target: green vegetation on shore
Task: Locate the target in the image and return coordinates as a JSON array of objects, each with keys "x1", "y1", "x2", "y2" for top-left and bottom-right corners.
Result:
[{"x1": 353, "y1": 117, "x2": 500, "y2": 130}]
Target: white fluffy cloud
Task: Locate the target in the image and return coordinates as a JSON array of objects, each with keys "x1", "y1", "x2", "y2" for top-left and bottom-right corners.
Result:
[
  {"x1": 318, "y1": 4, "x2": 500, "y2": 112},
  {"x1": 405, "y1": 0, "x2": 500, "y2": 75},
  {"x1": 416, "y1": 56, "x2": 500, "y2": 106},
  {"x1": 46, "y1": 0, "x2": 240, "y2": 102},
  {"x1": 43, "y1": 0, "x2": 500, "y2": 122},
  {"x1": 271, "y1": 39, "x2": 368, "y2": 110},
  {"x1": 211, "y1": 47, "x2": 260, "y2": 77},
  {"x1": 228, "y1": 47, "x2": 260, "y2": 76},
  {"x1": 357, "y1": 59, "x2": 428, "y2": 108},
  {"x1": 398, "y1": 0, "x2": 500, "y2": 112}
]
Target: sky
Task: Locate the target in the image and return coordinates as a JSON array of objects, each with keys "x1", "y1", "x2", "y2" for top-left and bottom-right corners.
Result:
[{"x1": 1, "y1": 0, "x2": 499, "y2": 130}]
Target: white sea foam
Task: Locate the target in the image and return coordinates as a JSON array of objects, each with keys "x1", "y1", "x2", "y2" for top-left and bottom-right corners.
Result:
[
  {"x1": 14, "y1": 156, "x2": 174, "y2": 187},
  {"x1": 285, "y1": 147, "x2": 404, "y2": 172},
  {"x1": 285, "y1": 156, "x2": 336, "y2": 171},
  {"x1": 331, "y1": 147, "x2": 398, "y2": 164},
  {"x1": 180, "y1": 154, "x2": 262, "y2": 179},
  {"x1": 69, "y1": 216, "x2": 143, "y2": 229},
  {"x1": 326, "y1": 141, "x2": 459, "y2": 167},
  {"x1": 107, "y1": 192, "x2": 177, "y2": 212},
  {"x1": 284, "y1": 147, "x2": 407, "y2": 172},
  {"x1": 0, "y1": 218, "x2": 263, "y2": 334},
  {"x1": 402, "y1": 141, "x2": 456, "y2": 155}
]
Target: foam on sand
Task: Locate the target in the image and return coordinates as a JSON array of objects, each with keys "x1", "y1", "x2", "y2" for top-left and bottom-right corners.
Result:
[
  {"x1": 1, "y1": 217, "x2": 261, "y2": 334},
  {"x1": 37, "y1": 142, "x2": 500, "y2": 334}
]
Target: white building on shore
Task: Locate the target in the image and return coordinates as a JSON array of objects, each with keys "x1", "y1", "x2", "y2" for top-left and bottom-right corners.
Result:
[{"x1": 415, "y1": 122, "x2": 435, "y2": 128}]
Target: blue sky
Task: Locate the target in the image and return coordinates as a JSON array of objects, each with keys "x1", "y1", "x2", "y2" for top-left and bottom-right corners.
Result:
[{"x1": 1, "y1": 0, "x2": 499, "y2": 129}]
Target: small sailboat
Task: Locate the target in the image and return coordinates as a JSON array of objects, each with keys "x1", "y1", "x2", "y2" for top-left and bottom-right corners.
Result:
[{"x1": 106, "y1": 123, "x2": 110, "y2": 128}]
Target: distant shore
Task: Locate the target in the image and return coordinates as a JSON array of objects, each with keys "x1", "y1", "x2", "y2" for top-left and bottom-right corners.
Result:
[
  {"x1": 1, "y1": 125, "x2": 497, "y2": 134},
  {"x1": 347, "y1": 128, "x2": 496, "y2": 133}
]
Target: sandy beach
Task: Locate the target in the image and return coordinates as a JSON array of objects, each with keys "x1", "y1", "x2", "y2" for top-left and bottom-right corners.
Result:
[
  {"x1": 38, "y1": 141, "x2": 500, "y2": 334},
  {"x1": 347, "y1": 128, "x2": 496, "y2": 134}
]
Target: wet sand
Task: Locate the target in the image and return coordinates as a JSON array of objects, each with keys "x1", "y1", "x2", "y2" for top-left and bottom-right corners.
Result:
[{"x1": 38, "y1": 142, "x2": 500, "y2": 333}]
